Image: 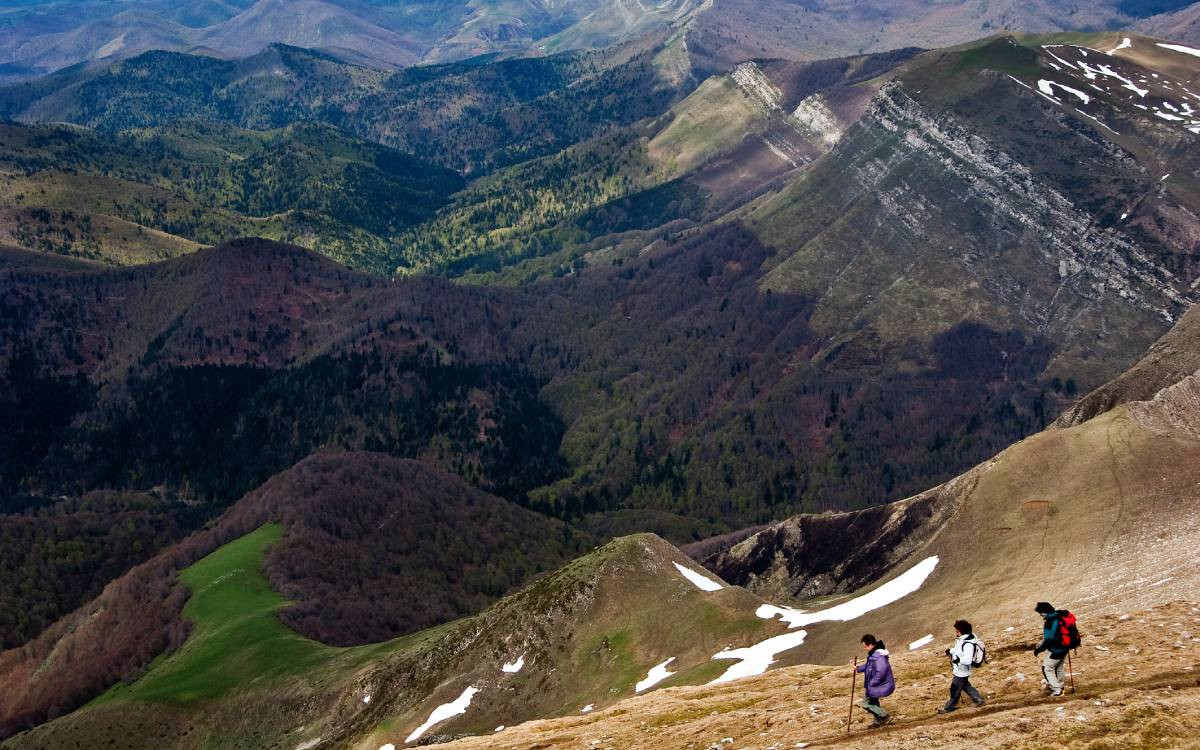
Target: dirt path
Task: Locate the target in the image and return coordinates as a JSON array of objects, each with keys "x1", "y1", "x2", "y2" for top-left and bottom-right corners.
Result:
[{"x1": 433, "y1": 601, "x2": 1200, "y2": 750}]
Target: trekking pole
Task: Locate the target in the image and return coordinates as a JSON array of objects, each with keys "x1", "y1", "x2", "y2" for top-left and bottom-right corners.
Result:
[
  {"x1": 847, "y1": 656, "x2": 857, "y2": 734},
  {"x1": 1068, "y1": 652, "x2": 1076, "y2": 694}
]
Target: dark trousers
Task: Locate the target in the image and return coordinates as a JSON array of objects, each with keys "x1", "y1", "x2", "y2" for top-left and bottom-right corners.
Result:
[
  {"x1": 861, "y1": 695, "x2": 889, "y2": 719},
  {"x1": 943, "y1": 674, "x2": 984, "y2": 711}
]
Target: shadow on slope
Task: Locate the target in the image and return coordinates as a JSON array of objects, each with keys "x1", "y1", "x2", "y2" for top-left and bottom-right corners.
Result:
[
  {"x1": 0, "y1": 452, "x2": 586, "y2": 739},
  {"x1": 704, "y1": 302, "x2": 1200, "y2": 666}
]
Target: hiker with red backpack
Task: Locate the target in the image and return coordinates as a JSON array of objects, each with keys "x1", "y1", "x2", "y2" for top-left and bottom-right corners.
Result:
[
  {"x1": 936, "y1": 619, "x2": 987, "y2": 713},
  {"x1": 1033, "y1": 601, "x2": 1079, "y2": 696}
]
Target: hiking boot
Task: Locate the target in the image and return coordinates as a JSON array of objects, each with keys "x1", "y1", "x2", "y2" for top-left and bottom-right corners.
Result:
[
  {"x1": 974, "y1": 698, "x2": 987, "y2": 708},
  {"x1": 1050, "y1": 690, "x2": 1064, "y2": 697},
  {"x1": 872, "y1": 715, "x2": 893, "y2": 727},
  {"x1": 936, "y1": 707, "x2": 956, "y2": 714}
]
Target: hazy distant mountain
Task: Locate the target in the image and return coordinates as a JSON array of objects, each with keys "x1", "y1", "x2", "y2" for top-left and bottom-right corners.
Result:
[
  {"x1": 0, "y1": 0, "x2": 703, "y2": 81},
  {"x1": 0, "y1": 38, "x2": 685, "y2": 176},
  {"x1": 1131, "y1": 0, "x2": 1200, "y2": 43},
  {"x1": 3, "y1": 0, "x2": 1200, "y2": 82}
]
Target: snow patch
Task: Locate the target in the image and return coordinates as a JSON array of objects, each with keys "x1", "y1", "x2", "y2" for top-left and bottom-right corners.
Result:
[
  {"x1": 1155, "y1": 111, "x2": 1185, "y2": 122},
  {"x1": 757, "y1": 556, "x2": 939, "y2": 628},
  {"x1": 908, "y1": 634, "x2": 934, "y2": 650},
  {"x1": 1042, "y1": 46, "x2": 1079, "y2": 70},
  {"x1": 379, "y1": 745, "x2": 395, "y2": 750},
  {"x1": 502, "y1": 653, "x2": 526, "y2": 673},
  {"x1": 1038, "y1": 79, "x2": 1090, "y2": 104},
  {"x1": 1074, "y1": 108, "x2": 1117, "y2": 134},
  {"x1": 1090, "y1": 64, "x2": 1148, "y2": 97},
  {"x1": 363, "y1": 695, "x2": 371, "y2": 704},
  {"x1": 405, "y1": 686, "x2": 479, "y2": 743},
  {"x1": 1106, "y1": 37, "x2": 1132, "y2": 55},
  {"x1": 494, "y1": 726, "x2": 505, "y2": 732},
  {"x1": 710, "y1": 629, "x2": 810, "y2": 684},
  {"x1": 706, "y1": 557, "x2": 937, "y2": 684},
  {"x1": 581, "y1": 704, "x2": 595, "y2": 713},
  {"x1": 294, "y1": 740, "x2": 321, "y2": 750},
  {"x1": 673, "y1": 561, "x2": 724, "y2": 591},
  {"x1": 1151, "y1": 577, "x2": 1174, "y2": 587},
  {"x1": 1157, "y1": 43, "x2": 1200, "y2": 58},
  {"x1": 635, "y1": 658, "x2": 676, "y2": 693}
]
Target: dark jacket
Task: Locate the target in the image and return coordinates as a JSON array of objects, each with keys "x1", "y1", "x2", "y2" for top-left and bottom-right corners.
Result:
[
  {"x1": 857, "y1": 648, "x2": 896, "y2": 698},
  {"x1": 1036, "y1": 612, "x2": 1069, "y2": 658}
]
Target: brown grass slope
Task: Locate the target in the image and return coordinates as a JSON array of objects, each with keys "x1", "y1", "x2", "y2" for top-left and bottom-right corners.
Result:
[
  {"x1": 431, "y1": 304, "x2": 1200, "y2": 749},
  {"x1": 436, "y1": 601, "x2": 1200, "y2": 750}
]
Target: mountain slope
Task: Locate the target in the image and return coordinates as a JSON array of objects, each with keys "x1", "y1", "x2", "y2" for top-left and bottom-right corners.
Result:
[
  {"x1": 1132, "y1": 2, "x2": 1200, "y2": 45},
  {"x1": 1055, "y1": 302, "x2": 1200, "y2": 425},
  {"x1": 0, "y1": 120, "x2": 464, "y2": 270},
  {"x1": 0, "y1": 450, "x2": 590, "y2": 739},
  {"x1": 2, "y1": 0, "x2": 1196, "y2": 84},
  {"x1": 703, "y1": 302, "x2": 1200, "y2": 665},
  {"x1": 747, "y1": 34, "x2": 1199, "y2": 388},
  {"x1": 0, "y1": 38, "x2": 688, "y2": 175},
  {"x1": 8, "y1": 299, "x2": 1200, "y2": 747},
  {"x1": 399, "y1": 48, "x2": 918, "y2": 279},
  {"x1": 405, "y1": 601, "x2": 1200, "y2": 750},
  {"x1": 0, "y1": 514, "x2": 775, "y2": 747}
]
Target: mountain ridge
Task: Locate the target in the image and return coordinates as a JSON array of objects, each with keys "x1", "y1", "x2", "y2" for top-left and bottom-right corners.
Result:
[{"x1": 3, "y1": 0, "x2": 1200, "y2": 84}]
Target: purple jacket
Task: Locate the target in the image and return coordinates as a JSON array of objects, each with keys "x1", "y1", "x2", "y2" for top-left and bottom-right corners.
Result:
[{"x1": 857, "y1": 648, "x2": 896, "y2": 698}]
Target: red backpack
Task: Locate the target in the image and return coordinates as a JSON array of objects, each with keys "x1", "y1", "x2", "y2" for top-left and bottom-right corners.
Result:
[{"x1": 1056, "y1": 610, "x2": 1081, "y2": 650}]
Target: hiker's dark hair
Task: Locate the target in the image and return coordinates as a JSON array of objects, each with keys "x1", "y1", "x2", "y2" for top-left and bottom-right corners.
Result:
[
  {"x1": 954, "y1": 619, "x2": 972, "y2": 634},
  {"x1": 861, "y1": 634, "x2": 877, "y2": 646},
  {"x1": 1035, "y1": 601, "x2": 1055, "y2": 614}
]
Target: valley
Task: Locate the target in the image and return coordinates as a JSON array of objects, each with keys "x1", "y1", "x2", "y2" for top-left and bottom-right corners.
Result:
[{"x1": 0, "y1": 5, "x2": 1199, "y2": 750}]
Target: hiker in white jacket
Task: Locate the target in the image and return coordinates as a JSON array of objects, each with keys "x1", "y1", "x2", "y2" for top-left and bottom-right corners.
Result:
[{"x1": 937, "y1": 618, "x2": 987, "y2": 713}]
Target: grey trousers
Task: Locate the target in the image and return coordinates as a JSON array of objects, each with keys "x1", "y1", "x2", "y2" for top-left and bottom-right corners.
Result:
[
  {"x1": 861, "y1": 696, "x2": 889, "y2": 719},
  {"x1": 943, "y1": 674, "x2": 984, "y2": 711},
  {"x1": 1042, "y1": 653, "x2": 1066, "y2": 694}
]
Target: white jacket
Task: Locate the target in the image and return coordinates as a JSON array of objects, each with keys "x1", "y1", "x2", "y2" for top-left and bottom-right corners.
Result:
[{"x1": 949, "y1": 633, "x2": 982, "y2": 678}]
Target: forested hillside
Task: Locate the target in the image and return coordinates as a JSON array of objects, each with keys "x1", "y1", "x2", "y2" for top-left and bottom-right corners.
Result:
[
  {"x1": 3, "y1": 33, "x2": 1198, "y2": 659},
  {"x1": 0, "y1": 38, "x2": 688, "y2": 175},
  {"x1": 0, "y1": 121, "x2": 462, "y2": 270}
]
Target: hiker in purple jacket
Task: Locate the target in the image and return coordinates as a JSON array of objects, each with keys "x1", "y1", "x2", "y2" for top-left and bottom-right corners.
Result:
[{"x1": 854, "y1": 634, "x2": 895, "y2": 727}]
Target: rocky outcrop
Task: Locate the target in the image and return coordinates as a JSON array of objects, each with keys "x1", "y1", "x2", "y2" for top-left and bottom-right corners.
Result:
[
  {"x1": 755, "y1": 71, "x2": 1198, "y2": 389},
  {"x1": 858, "y1": 81, "x2": 1188, "y2": 325},
  {"x1": 701, "y1": 466, "x2": 980, "y2": 602},
  {"x1": 790, "y1": 93, "x2": 843, "y2": 149},
  {"x1": 1127, "y1": 367, "x2": 1200, "y2": 439},
  {"x1": 731, "y1": 62, "x2": 783, "y2": 112}
]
